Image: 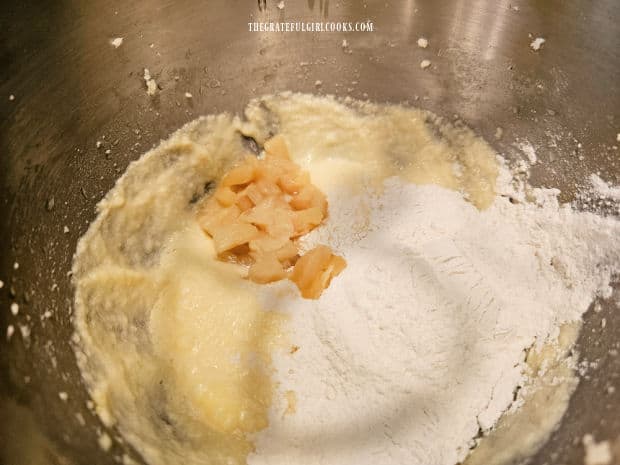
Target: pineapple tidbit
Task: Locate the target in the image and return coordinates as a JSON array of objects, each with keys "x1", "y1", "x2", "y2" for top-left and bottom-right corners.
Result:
[{"x1": 197, "y1": 135, "x2": 346, "y2": 299}]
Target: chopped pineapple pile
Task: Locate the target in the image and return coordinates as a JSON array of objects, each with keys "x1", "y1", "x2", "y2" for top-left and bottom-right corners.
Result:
[{"x1": 197, "y1": 135, "x2": 346, "y2": 299}]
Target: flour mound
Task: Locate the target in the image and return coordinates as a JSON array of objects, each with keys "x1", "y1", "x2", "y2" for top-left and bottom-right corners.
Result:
[{"x1": 250, "y1": 174, "x2": 620, "y2": 465}]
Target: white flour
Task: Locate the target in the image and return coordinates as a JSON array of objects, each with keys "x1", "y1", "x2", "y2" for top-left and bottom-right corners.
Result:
[
  {"x1": 250, "y1": 170, "x2": 620, "y2": 465},
  {"x1": 590, "y1": 174, "x2": 620, "y2": 201},
  {"x1": 583, "y1": 434, "x2": 613, "y2": 465}
]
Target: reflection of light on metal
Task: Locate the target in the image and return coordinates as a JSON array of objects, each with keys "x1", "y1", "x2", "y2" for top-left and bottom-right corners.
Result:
[
  {"x1": 450, "y1": 0, "x2": 510, "y2": 61},
  {"x1": 483, "y1": 0, "x2": 511, "y2": 60},
  {"x1": 306, "y1": 0, "x2": 329, "y2": 17},
  {"x1": 402, "y1": 0, "x2": 417, "y2": 33},
  {"x1": 449, "y1": 0, "x2": 466, "y2": 41},
  {"x1": 462, "y1": 0, "x2": 487, "y2": 52},
  {"x1": 320, "y1": 0, "x2": 329, "y2": 17}
]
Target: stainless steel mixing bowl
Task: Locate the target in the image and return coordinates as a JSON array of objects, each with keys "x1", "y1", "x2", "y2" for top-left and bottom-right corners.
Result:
[{"x1": 1, "y1": 1, "x2": 619, "y2": 464}]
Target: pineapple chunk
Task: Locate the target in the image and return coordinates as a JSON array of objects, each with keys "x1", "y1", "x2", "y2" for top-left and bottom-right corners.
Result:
[
  {"x1": 255, "y1": 157, "x2": 297, "y2": 185},
  {"x1": 242, "y1": 183, "x2": 264, "y2": 206},
  {"x1": 254, "y1": 177, "x2": 282, "y2": 197},
  {"x1": 290, "y1": 245, "x2": 331, "y2": 291},
  {"x1": 290, "y1": 185, "x2": 328, "y2": 215},
  {"x1": 249, "y1": 236, "x2": 298, "y2": 267},
  {"x1": 265, "y1": 215, "x2": 295, "y2": 239},
  {"x1": 197, "y1": 201, "x2": 242, "y2": 236},
  {"x1": 236, "y1": 194, "x2": 254, "y2": 212},
  {"x1": 328, "y1": 254, "x2": 347, "y2": 275},
  {"x1": 264, "y1": 135, "x2": 290, "y2": 159},
  {"x1": 275, "y1": 241, "x2": 299, "y2": 266},
  {"x1": 248, "y1": 255, "x2": 287, "y2": 284},
  {"x1": 290, "y1": 246, "x2": 346, "y2": 299},
  {"x1": 221, "y1": 162, "x2": 255, "y2": 187},
  {"x1": 239, "y1": 199, "x2": 291, "y2": 230},
  {"x1": 249, "y1": 233, "x2": 291, "y2": 255},
  {"x1": 278, "y1": 171, "x2": 310, "y2": 195},
  {"x1": 239, "y1": 202, "x2": 275, "y2": 228},
  {"x1": 214, "y1": 186, "x2": 237, "y2": 207},
  {"x1": 210, "y1": 223, "x2": 259, "y2": 254},
  {"x1": 292, "y1": 207, "x2": 324, "y2": 236}
]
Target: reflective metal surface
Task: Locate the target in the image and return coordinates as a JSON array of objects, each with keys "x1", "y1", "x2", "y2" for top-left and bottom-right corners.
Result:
[{"x1": 1, "y1": 1, "x2": 619, "y2": 464}]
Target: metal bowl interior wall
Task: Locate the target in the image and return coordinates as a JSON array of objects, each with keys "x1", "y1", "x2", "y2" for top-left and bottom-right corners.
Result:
[{"x1": 0, "y1": 1, "x2": 618, "y2": 464}]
